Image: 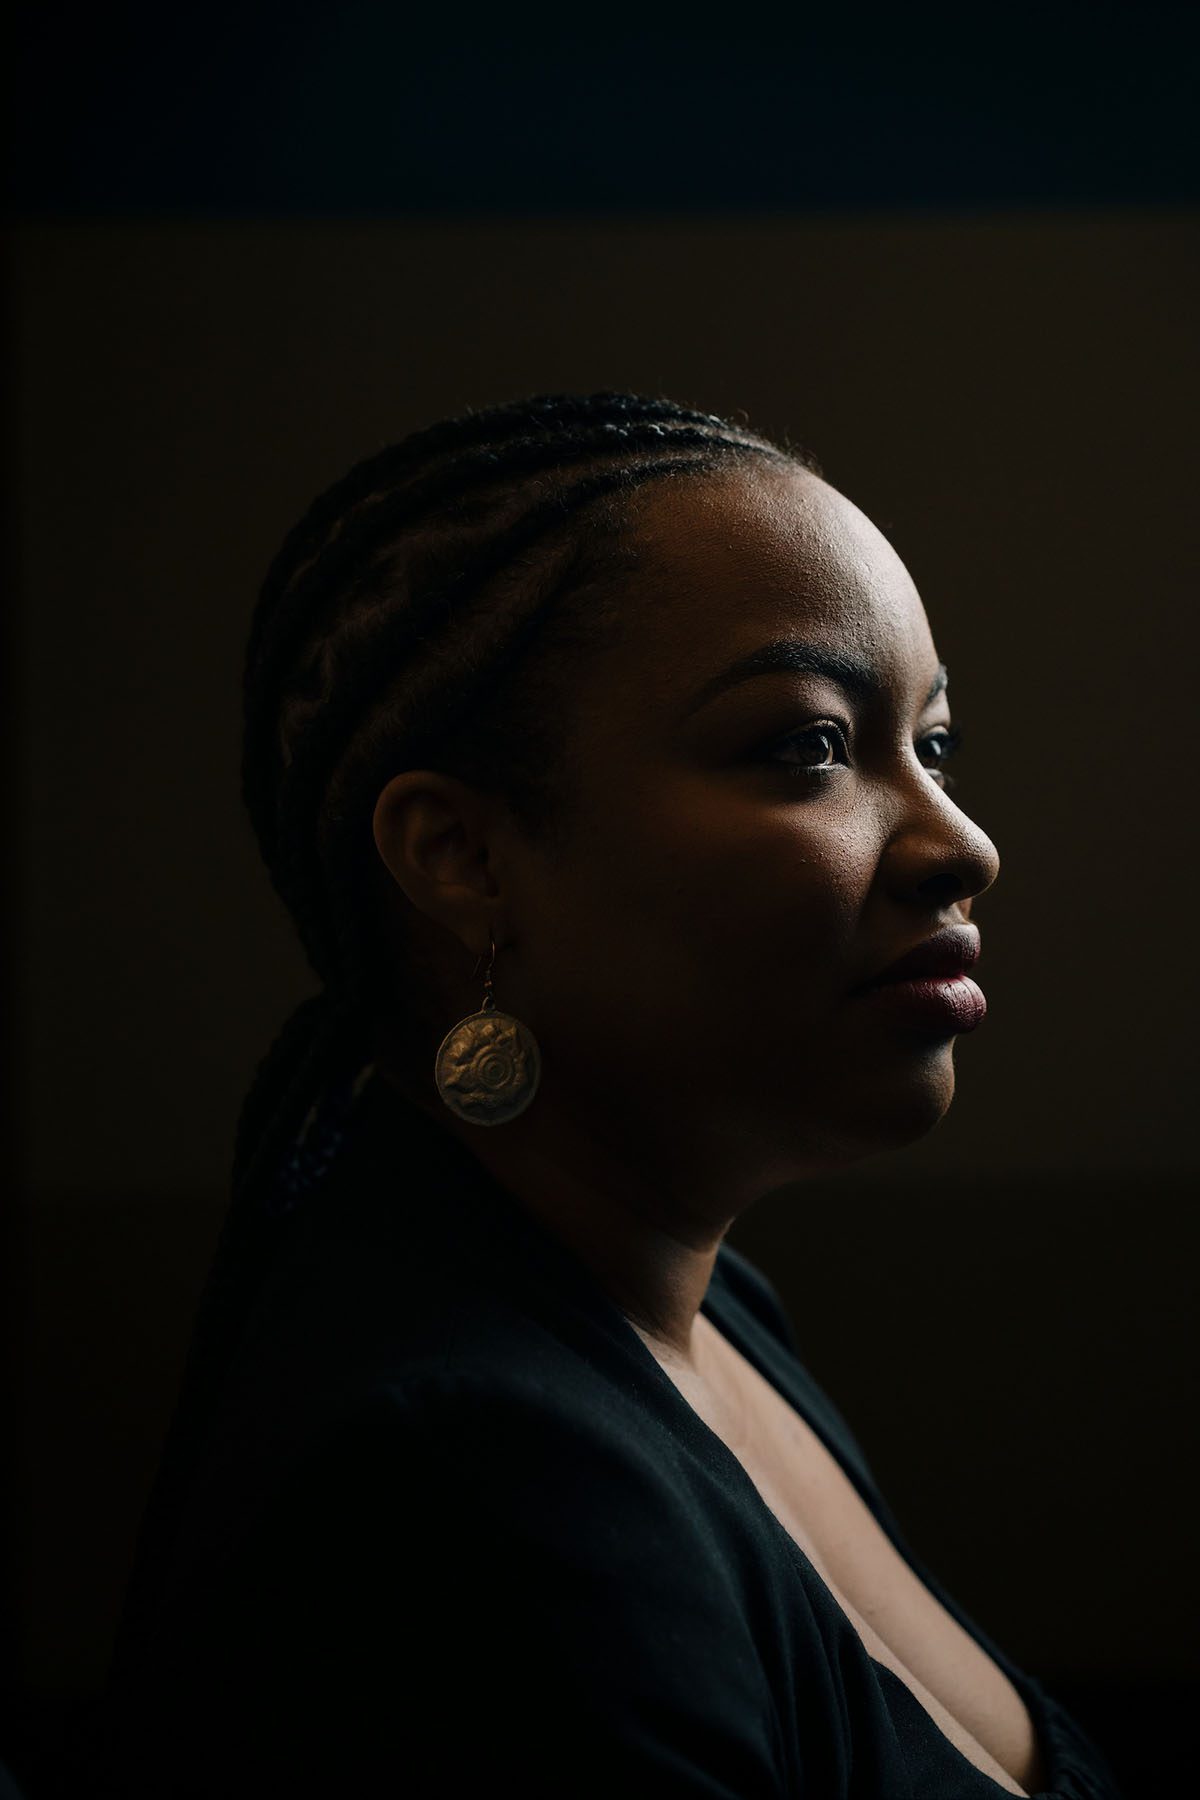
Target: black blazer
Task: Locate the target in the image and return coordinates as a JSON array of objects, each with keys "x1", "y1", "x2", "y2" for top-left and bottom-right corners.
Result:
[{"x1": 93, "y1": 1071, "x2": 1124, "y2": 1798}]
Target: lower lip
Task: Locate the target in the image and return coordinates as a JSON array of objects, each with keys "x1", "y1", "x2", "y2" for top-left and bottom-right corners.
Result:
[{"x1": 858, "y1": 974, "x2": 987, "y2": 1032}]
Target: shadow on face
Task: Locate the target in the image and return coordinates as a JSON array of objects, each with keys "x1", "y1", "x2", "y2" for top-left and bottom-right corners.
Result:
[{"x1": 496, "y1": 461, "x2": 1002, "y2": 1194}]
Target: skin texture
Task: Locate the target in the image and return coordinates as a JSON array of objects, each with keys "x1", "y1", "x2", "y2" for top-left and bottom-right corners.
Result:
[{"x1": 371, "y1": 462, "x2": 1000, "y2": 1362}]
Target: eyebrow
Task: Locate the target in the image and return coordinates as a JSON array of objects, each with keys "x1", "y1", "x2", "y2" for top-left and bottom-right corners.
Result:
[{"x1": 680, "y1": 639, "x2": 949, "y2": 719}]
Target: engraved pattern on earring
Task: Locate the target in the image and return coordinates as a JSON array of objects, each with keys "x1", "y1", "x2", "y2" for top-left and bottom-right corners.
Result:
[{"x1": 433, "y1": 928, "x2": 542, "y2": 1126}]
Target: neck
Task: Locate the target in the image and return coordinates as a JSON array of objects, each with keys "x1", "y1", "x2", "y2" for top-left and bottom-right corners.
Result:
[{"x1": 376, "y1": 1058, "x2": 737, "y2": 1363}]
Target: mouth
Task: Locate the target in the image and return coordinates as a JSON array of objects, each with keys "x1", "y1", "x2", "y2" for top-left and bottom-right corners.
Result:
[{"x1": 856, "y1": 924, "x2": 982, "y2": 994}]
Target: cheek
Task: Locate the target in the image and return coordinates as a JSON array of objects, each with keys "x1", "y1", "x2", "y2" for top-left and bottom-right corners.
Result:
[
  {"x1": 573, "y1": 783, "x2": 869, "y2": 998},
  {"x1": 519, "y1": 792, "x2": 878, "y2": 1116}
]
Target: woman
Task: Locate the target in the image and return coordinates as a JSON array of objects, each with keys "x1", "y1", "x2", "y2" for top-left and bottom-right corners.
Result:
[{"x1": 95, "y1": 391, "x2": 1125, "y2": 1797}]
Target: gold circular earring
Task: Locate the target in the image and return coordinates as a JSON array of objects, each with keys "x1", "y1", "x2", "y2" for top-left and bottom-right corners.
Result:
[{"x1": 433, "y1": 927, "x2": 542, "y2": 1126}]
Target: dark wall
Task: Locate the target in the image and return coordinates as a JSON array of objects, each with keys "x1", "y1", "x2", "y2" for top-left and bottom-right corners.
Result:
[
  {"x1": 10, "y1": 214, "x2": 1199, "y2": 1707},
  {"x1": 12, "y1": 4, "x2": 1200, "y2": 215}
]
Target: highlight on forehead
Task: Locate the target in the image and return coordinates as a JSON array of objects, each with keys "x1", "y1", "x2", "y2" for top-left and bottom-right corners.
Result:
[{"x1": 681, "y1": 640, "x2": 949, "y2": 721}]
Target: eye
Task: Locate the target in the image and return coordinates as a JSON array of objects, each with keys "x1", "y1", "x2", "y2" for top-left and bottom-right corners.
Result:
[
  {"x1": 918, "y1": 724, "x2": 964, "y2": 790},
  {"x1": 762, "y1": 720, "x2": 851, "y2": 776},
  {"x1": 763, "y1": 720, "x2": 964, "y2": 789}
]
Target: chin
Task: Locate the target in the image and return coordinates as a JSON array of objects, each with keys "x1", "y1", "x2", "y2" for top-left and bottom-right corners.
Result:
[
  {"x1": 777, "y1": 1042, "x2": 960, "y2": 1172},
  {"x1": 852, "y1": 1041, "x2": 959, "y2": 1150}
]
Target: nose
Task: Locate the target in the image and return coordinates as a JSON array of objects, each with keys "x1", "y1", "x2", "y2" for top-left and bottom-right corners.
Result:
[{"x1": 884, "y1": 785, "x2": 1001, "y2": 910}]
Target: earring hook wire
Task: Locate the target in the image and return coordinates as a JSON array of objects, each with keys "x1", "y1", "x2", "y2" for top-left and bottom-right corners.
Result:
[{"x1": 471, "y1": 927, "x2": 497, "y2": 1011}]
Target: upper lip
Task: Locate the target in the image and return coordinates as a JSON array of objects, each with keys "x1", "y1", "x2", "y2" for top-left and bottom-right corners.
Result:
[{"x1": 858, "y1": 924, "x2": 981, "y2": 992}]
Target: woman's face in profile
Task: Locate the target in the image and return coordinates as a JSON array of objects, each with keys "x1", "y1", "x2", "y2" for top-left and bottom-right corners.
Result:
[{"x1": 494, "y1": 460, "x2": 1002, "y2": 1193}]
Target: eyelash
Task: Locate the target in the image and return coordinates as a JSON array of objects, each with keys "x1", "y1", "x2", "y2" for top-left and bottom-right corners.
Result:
[{"x1": 765, "y1": 721, "x2": 964, "y2": 790}]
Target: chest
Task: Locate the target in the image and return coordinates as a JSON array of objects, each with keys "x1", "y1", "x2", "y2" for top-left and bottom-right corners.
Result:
[{"x1": 660, "y1": 1317, "x2": 1048, "y2": 1798}]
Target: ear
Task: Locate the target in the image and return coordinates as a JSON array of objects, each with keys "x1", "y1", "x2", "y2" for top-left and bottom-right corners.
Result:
[{"x1": 371, "y1": 770, "x2": 503, "y2": 960}]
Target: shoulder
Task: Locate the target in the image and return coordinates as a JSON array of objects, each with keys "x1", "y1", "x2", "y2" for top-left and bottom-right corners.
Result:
[
  {"x1": 250, "y1": 1370, "x2": 753, "y2": 1604},
  {"x1": 107, "y1": 1370, "x2": 802, "y2": 1799}
]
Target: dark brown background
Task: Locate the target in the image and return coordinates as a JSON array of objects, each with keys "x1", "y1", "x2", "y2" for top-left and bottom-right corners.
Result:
[{"x1": 8, "y1": 207, "x2": 1199, "y2": 1788}]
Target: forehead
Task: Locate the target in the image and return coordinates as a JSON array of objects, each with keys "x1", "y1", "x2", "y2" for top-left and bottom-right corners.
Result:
[{"x1": 606, "y1": 461, "x2": 934, "y2": 704}]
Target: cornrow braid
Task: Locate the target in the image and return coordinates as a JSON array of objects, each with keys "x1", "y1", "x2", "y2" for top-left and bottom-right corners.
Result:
[
  {"x1": 243, "y1": 393, "x2": 744, "y2": 687},
  {"x1": 118, "y1": 394, "x2": 820, "y2": 1636},
  {"x1": 242, "y1": 418, "x2": 779, "y2": 822}
]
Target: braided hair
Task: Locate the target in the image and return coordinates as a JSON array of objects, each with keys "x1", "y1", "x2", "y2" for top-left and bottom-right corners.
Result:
[{"x1": 118, "y1": 392, "x2": 821, "y2": 1636}]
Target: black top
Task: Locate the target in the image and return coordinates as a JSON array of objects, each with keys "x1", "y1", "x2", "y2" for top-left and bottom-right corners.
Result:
[{"x1": 94, "y1": 1070, "x2": 1125, "y2": 1799}]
